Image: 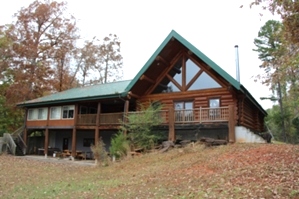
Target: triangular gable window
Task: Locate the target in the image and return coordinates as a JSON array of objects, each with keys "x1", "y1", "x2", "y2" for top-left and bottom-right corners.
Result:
[{"x1": 152, "y1": 55, "x2": 221, "y2": 94}]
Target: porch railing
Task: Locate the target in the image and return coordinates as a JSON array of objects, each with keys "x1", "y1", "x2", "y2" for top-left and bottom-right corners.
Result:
[
  {"x1": 99, "y1": 113, "x2": 124, "y2": 124},
  {"x1": 77, "y1": 113, "x2": 124, "y2": 125},
  {"x1": 174, "y1": 107, "x2": 229, "y2": 123},
  {"x1": 76, "y1": 107, "x2": 230, "y2": 126},
  {"x1": 77, "y1": 114, "x2": 97, "y2": 125}
]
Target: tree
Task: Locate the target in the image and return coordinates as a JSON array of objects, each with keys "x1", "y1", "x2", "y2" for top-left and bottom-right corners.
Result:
[
  {"x1": 0, "y1": 0, "x2": 81, "y2": 133},
  {"x1": 253, "y1": 20, "x2": 288, "y2": 142},
  {"x1": 1, "y1": 0, "x2": 79, "y2": 102},
  {"x1": 0, "y1": 0, "x2": 124, "y2": 133},
  {"x1": 73, "y1": 39, "x2": 100, "y2": 86},
  {"x1": 73, "y1": 35, "x2": 124, "y2": 86},
  {"x1": 251, "y1": 0, "x2": 299, "y2": 45},
  {"x1": 97, "y1": 34, "x2": 123, "y2": 84}
]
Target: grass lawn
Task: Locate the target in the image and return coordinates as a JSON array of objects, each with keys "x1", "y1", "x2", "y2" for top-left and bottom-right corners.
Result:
[{"x1": 0, "y1": 143, "x2": 299, "y2": 198}]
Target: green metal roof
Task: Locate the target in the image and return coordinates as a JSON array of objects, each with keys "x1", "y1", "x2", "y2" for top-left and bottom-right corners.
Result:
[{"x1": 17, "y1": 80, "x2": 131, "y2": 107}]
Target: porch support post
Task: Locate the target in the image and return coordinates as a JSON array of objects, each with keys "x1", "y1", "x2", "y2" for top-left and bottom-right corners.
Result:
[
  {"x1": 168, "y1": 107, "x2": 175, "y2": 141},
  {"x1": 95, "y1": 128, "x2": 99, "y2": 145},
  {"x1": 95, "y1": 102, "x2": 101, "y2": 144},
  {"x1": 23, "y1": 109, "x2": 28, "y2": 146},
  {"x1": 71, "y1": 128, "x2": 76, "y2": 159},
  {"x1": 44, "y1": 128, "x2": 49, "y2": 158},
  {"x1": 123, "y1": 100, "x2": 129, "y2": 136},
  {"x1": 96, "y1": 102, "x2": 101, "y2": 127},
  {"x1": 228, "y1": 105, "x2": 235, "y2": 143},
  {"x1": 74, "y1": 104, "x2": 78, "y2": 125}
]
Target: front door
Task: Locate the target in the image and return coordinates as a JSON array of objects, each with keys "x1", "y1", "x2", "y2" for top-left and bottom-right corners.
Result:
[{"x1": 62, "y1": 138, "x2": 68, "y2": 150}]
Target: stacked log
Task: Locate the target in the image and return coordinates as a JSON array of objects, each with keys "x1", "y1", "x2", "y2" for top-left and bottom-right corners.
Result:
[{"x1": 199, "y1": 137, "x2": 227, "y2": 146}]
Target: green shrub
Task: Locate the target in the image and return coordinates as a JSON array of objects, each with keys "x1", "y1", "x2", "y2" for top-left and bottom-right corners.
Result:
[
  {"x1": 122, "y1": 102, "x2": 164, "y2": 151},
  {"x1": 109, "y1": 131, "x2": 130, "y2": 160}
]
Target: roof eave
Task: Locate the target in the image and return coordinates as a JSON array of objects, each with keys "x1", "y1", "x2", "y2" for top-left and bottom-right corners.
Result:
[{"x1": 17, "y1": 92, "x2": 128, "y2": 108}]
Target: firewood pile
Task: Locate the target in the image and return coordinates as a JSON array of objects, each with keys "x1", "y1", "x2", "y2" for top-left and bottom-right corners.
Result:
[
  {"x1": 199, "y1": 137, "x2": 227, "y2": 146},
  {"x1": 159, "y1": 137, "x2": 228, "y2": 153}
]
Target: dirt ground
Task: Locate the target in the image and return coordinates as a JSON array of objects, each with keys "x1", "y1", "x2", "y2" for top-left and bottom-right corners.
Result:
[{"x1": 0, "y1": 143, "x2": 299, "y2": 198}]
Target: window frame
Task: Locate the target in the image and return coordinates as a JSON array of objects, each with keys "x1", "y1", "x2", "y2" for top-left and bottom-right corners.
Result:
[
  {"x1": 62, "y1": 105, "x2": 75, "y2": 119},
  {"x1": 174, "y1": 100, "x2": 194, "y2": 122},
  {"x1": 209, "y1": 98, "x2": 221, "y2": 119}
]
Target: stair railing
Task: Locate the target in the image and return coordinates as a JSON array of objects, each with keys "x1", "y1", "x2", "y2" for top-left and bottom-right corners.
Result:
[
  {"x1": 11, "y1": 125, "x2": 27, "y2": 155},
  {"x1": 3, "y1": 133, "x2": 16, "y2": 155}
]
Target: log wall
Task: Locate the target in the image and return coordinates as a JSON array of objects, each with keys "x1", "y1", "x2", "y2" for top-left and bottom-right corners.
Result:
[
  {"x1": 137, "y1": 87, "x2": 238, "y2": 126},
  {"x1": 239, "y1": 97, "x2": 265, "y2": 132}
]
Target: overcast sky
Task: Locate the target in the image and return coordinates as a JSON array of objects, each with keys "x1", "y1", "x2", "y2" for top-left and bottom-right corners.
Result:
[{"x1": 0, "y1": 0, "x2": 280, "y2": 110}]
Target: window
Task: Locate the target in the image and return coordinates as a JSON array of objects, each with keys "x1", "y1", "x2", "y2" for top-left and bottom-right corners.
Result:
[
  {"x1": 174, "y1": 101, "x2": 194, "y2": 122},
  {"x1": 50, "y1": 107, "x2": 62, "y2": 119},
  {"x1": 83, "y1": 138, "x2": 95, "y2": 147},
  {"x1": 62, "y1": 105, "x2": 74, "y2": 119},
  {"x1": 27, "y1": 108, "x2": 47, "y2": 120},
  {"x1": 209, "y1": 98, "x2": 220, "y2": 119},
  {"x1": 27, "y1": 109, "x2": 36, "y2": 120},
  {"x1": 38, "y1": 108, "x2": 48, "y2": 120},
  {"x1": 151, "y1": 55, "x2": 222, "y2": 94},
  {"x1": 189, "y1": 72, "x2": 221, "y2": 90}
]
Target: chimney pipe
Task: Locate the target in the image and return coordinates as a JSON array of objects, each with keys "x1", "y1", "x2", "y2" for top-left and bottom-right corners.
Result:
[{"x1": 235, "y1": 45, "x2": 240, "y2": 82}]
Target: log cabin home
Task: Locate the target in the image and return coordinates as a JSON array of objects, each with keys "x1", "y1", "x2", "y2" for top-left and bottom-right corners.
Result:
[{"x1": 16, "y1": 30, "x2": 267, "y2": 158}]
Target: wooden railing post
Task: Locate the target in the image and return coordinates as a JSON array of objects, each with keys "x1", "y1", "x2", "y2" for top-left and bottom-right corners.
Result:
[
  {"x1": 199, "y1": 107, "x2": 202, "y2": 123},
  {"x1": 168, "y1": 108, "x2": 175, "y2": 141},
  {"x1": 228, "y1": 105, "x2": 235, "y2": 143}
]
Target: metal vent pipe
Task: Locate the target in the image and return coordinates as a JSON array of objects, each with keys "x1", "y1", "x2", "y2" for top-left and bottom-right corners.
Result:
[{"x1": 234, "y1": 45, "x2": 240, "y2": 82}]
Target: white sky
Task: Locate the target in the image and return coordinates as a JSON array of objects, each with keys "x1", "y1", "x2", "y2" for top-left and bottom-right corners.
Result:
[{"x1": 0, "y1": 0, "x2": 280, "y2": 110}]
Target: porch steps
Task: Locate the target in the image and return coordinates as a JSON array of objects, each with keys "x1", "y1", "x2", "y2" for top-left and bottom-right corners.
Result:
[{"x1": 235, "y1": 126, "x2": 266, "y2": 143}]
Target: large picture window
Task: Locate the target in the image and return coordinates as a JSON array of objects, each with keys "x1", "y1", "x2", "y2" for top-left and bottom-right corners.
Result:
[{"x1": 152, "y1": 55, "x2": 222, "y2": 94}]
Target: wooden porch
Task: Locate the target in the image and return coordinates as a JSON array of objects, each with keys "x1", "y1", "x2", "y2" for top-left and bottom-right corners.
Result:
[
  {"x1": 76, "y1": 106, "x2": 232, "y2": 126},
  {"x1": 76, "y1": 105, "x2": 235, "y2": 142}
]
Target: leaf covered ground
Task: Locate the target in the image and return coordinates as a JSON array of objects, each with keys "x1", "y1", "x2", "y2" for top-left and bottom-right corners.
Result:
[{"x1": 0, "y1": 143, "x2": 299, "y2": 199}]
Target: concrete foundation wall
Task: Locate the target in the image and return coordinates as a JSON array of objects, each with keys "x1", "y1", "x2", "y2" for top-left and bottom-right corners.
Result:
[{"x1": 235, "y1": 126, "x2": 265, "y2": 143}]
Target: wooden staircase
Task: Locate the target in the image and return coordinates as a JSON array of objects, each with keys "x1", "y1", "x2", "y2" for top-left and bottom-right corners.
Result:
[{"x1": 1, "y1": 126, "x2": 27, "y2": 156}]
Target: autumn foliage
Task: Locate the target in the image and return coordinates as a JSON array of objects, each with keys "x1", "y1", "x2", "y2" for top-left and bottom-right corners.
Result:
[{"x1": 0, "y1": 0, "x2": 123, "y2": 132}]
